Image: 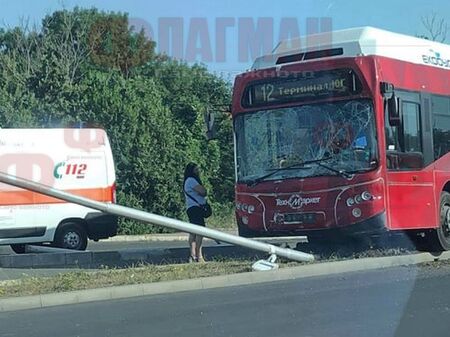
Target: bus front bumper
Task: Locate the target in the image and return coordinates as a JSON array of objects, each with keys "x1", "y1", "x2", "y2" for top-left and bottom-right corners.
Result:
[{"x1": 240, "y1": 212, "x2": 388, "y2": 238}]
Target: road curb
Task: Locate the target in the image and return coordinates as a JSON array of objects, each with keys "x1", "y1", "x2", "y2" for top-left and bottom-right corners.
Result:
[
  {"x1": 1, "y1": 251, "x2": 448, "y2": 312},
  {"x1": 105, "y1": 230, "x2": 237, "y2": 242},
  {"x1": 0, "y1": 245, "x2": 260, "y2": 269},
  {"x1": 106, "y1": 234, "x2": 189, "y2": 242}
]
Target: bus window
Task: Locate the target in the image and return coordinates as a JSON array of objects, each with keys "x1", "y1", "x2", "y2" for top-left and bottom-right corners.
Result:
[
  {"x1": 432, "y1": 95, "x2": 450, "y2": 160},
  {"x1": 402, "y1": 102, "x2": 422, "y2": 153},
  {"x1": 386, "y1": 101, "x2": 424, "y2": 170}
]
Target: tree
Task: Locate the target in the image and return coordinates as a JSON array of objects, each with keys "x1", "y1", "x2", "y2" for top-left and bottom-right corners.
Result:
[
  {"x1": 421, "y1": 13, "x2": 448, "y2": 42},
  {"x1": 0, "y1": 8, "x2": 234, "y2": 234},
  {"x1": 89, "y1": 13, "x2": 155, "y2": 77},
  {"x1": 40, "y1": 8, "x2": 95, "y2": 87}
]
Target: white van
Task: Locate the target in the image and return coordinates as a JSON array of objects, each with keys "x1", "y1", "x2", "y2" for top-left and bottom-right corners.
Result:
[{"x1": 0, "y1": 128, "x2": 118, "y2": 253}]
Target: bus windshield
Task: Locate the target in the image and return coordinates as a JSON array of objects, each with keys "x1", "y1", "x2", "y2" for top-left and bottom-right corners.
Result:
[{"x1": 235, "y1": 99, "x2": 377, "y2": 183}]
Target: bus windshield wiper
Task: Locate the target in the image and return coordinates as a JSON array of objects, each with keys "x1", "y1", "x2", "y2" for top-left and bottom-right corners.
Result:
[
  {"x1": 246, "y1": 156, "x2": 332, "y2": 187},
  {"x1": 312, "y1": 162, "x2": 354, "y2": 179}
]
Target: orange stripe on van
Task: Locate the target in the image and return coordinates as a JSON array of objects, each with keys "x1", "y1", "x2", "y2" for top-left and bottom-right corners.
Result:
[{"x1": 0, "y1": 186, "x2": 113, "y2": 206}]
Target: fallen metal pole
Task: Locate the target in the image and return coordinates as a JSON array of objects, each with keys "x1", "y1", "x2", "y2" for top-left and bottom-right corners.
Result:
[{"x1": 0, "y1": 172, "x2": 314, "y2": 263}]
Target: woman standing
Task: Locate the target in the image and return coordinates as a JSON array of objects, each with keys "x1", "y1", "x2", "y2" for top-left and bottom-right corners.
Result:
[{"x1": 183, "y1": 163, "x2": 207, "y2": 263}]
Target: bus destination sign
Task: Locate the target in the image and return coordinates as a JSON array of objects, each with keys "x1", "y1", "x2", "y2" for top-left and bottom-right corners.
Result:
[{"x1": 244, "y1": 69, "x2": 360, "y2": 107}]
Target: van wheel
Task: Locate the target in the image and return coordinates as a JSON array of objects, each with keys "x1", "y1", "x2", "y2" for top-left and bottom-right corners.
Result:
[
  {"x1": 54, "y1": 222, "x2": 88, "y2": 250},
  {"x1": 10, "y1": 244, "x2": 26, "y2": 254},
  {"x1": 427, "y1": 192, "x2": 450, "y2": 252}
]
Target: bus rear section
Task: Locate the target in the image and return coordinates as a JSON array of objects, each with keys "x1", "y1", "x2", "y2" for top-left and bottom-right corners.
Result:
[
  {"x1": 231, "y1": 27, "x2": 450, "y2": 251},
  {"x1": 0, "y1": 128, "x2": 118, "y2": 253}
]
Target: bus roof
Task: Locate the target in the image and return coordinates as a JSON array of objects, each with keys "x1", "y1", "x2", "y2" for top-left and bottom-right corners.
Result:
[{"x1": 252, "y1": 26, "x2": 450, "y2": 71}]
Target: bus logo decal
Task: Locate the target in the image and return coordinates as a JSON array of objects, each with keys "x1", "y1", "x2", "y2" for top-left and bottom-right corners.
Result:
[
  {"x1": 276, "y1": 195, "x2": 321, "y2": 209},
  {"x1": 422, "y1": 49, "x2": 450, "y2": 69}
]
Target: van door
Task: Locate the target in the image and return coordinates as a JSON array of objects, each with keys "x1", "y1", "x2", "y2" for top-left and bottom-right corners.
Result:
[
  {"x1": 0, "y1": 205, "x2": 15, "y2": 241},
  {"x1": 0, "y1": 187, "x2": 46, "y2": 243},
  {"x1": 0, "y1": 188, "x2": 45, "y2": 243}
]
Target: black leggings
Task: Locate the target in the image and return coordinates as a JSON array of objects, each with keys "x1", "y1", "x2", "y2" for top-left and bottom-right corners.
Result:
[{"x1": 187, "y1": 206, "x2": 205, "y2": 226}]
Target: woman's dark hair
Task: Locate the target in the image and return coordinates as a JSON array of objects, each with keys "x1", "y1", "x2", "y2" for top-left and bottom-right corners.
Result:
[{"x1": 184, "y1": 162, "x2": 202, "y2": 185}]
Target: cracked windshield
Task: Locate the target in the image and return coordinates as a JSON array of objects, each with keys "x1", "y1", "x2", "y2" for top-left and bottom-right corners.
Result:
[
  {"x1": 236, "y1": 99, "x2": 376, "y2": 182},
  {"x1": 1, "y1": 0, "x2": 450, "y2": 337}
]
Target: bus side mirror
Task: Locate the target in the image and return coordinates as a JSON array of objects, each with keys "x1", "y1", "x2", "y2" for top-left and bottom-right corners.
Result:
[
  {"x1": 204, "y1": 109, "x2": 217, "y2": 140},
  {"x1": 380, "y1": 82, "x2": 394, "y2": 98},
  {"x1": 388, "y1": 95, "x2": 402, "y2": 127},
  {"x1": 381, "y1": 82, "x2": 401, "y2": 127}
]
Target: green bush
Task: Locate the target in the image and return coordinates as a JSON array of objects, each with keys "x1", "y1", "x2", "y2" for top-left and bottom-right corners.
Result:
[{"x1": 0, "y1": 8, "x2": 235, "y2": 235}]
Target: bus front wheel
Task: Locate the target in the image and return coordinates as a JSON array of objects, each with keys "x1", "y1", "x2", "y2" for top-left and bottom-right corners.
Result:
[{"x1": 427, "y1": 192, "x2": 450, "y2": 252}]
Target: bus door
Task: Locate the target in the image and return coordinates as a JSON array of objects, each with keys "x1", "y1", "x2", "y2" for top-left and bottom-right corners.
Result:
[{"x1": 384, "y1": 91, "x2": 437, "y2": 230}]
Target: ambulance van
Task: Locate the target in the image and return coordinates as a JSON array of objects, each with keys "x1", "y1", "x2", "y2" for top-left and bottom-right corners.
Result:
[{"x1": 0, "y1": 128, "x2": 118, "y2": 253}]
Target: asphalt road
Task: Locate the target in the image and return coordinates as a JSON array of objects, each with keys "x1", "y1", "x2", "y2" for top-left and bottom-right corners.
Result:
[
  {"x1": 0, "y1": 240, "x2": 204, "y2": 255},
  {"x1": 1, "y1": 262, "x2": 449, "y2": 337},
  {"x1": 0, "y1": 233, "x2": 416, "y2": 257}
]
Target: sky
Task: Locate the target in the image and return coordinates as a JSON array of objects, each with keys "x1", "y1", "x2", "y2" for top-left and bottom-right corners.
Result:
[{"x1": 1, "y1": 0, "x2": 450, "y2": 80}]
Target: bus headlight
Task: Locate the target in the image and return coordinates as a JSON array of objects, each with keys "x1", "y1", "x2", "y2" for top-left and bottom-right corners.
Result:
[
  {"x1": 237, "y1": 203, "x2": 256, "y2": 214},
  {"x1": 361, "y1": 191, "x2": 372, "y2": 201},
  {"x1": 352, "y1": 208, "x2": 362, "y2": 218},
  {"x1": 354, "y1": 194, "x2": 363, "y2": 204},
  {"x1": 346, "y1": 197, "x2": 355, "y2": 207}
]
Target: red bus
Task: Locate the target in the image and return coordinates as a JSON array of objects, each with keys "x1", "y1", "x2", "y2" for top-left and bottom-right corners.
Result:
[{"x1": 230, "y1": 27, "x2": 450, "y2": 251}]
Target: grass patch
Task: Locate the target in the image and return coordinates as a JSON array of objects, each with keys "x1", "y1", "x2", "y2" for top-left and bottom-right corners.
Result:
[
  {"x1": 0, "y1": 256, "x2": 309, "y2": 299},
  {"x1": 0, "y1": 261, "x2": 253, "y2": 298},
  {"x1": 314, "y1": 247, "x2": 413, "y2": 261},
  {"x1": 0, "y1": 245, "x2": 419, "y2": 299}
]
